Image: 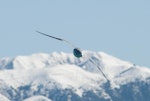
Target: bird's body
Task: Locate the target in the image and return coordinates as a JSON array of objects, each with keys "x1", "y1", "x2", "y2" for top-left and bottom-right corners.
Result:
[{"x1": 73, "y1": 48, "x2": 82, "y2": 58}]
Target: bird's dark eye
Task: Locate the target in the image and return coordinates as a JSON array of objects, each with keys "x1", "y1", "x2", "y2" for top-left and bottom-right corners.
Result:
[{"x1": 73, "y1": 48, "x2": 82, "y2": 58}]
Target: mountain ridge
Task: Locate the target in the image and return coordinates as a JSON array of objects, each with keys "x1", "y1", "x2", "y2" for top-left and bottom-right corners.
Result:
[{"x1": 0, "y1": 51, "x2": 150, "y2": 101}]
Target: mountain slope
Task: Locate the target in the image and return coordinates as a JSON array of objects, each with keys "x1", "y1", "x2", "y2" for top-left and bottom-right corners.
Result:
[
  {"x1": 23, "y1": 95, "x2": 52, "y2": 101},
  {"x1": 0, "y1": 51, "x2": 150, "y2": 101},
  {"x1": 0, "y1": 94, "x2": 10, "y2": 101}
]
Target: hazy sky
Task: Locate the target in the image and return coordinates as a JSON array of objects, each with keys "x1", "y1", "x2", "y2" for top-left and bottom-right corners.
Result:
[{"x1": 0, "y1": 0, "x2": 150, "y2": 67}]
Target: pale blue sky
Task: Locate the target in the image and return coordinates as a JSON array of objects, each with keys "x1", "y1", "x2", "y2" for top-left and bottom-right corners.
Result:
[{"x1": 0, "y1": 0, "x2": 150, "y2": 67}]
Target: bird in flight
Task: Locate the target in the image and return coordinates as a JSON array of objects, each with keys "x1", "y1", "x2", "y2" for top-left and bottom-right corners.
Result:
[{"x1": 36, "y1": 31, "x2": 110, "y2": 82}]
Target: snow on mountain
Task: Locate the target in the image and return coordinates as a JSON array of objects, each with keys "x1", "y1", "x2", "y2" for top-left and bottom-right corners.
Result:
[
  {"x1": 0, "y1": 94, "x2": 10, "y2": 101},
  {"x1": 23, "y1": 95, "x2": 52, "y2": 101},
  {"x1": 0, "y1": 51, "x2": 150, "y2": 101}
]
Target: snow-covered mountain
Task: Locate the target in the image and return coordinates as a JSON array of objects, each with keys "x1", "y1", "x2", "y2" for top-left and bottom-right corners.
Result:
[{"x1": 0, "y1": 51, "x2": 150, "y2": 101}]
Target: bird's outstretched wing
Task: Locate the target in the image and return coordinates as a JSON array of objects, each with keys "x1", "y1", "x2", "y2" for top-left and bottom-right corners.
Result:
[
  {"x1": 36, "y1": 31, "x2": 63, "y2": 41},
  {"x1": 36, "y1": 31, "x2": 76, "y2": 48},
  {"x1": 89, "y1": 58, "x2": 110, "y2": 82}
]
